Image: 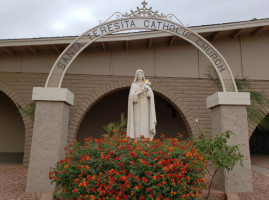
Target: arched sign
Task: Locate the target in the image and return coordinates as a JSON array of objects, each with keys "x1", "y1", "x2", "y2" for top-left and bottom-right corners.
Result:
[{"x1": 45, "y1": 1, "x2": 237, "y2": 92}]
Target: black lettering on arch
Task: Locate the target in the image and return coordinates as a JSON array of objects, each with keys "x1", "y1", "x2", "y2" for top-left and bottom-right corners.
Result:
[
  {"x1": 87, "y1": 34, "x2": 93, "y2": 40},
  {"x1": 107, "y1": 24, "x2": 114, "y2": 32},
  {"x1": 63, "y1": 57, "x2": 71, "y2": 64},
  {"x1": 163, "y1": 22, "x2": 169, "y2": 30},
  {"x1": 210, "y1": 53, "x2": 217, "y2": 61},
  {"x1": 66, "y1": 50, "x2": 75, "y2": 59},
  {"x1": 218, "y1": 65, "x2": 226, "y2": 72},
  {"x1": 114, "y1": 22, "x2": 120, "y2": 29},
  {"x1": 184, "y1": 31, "x2": 192, "y2": 39},
  {"x1": 205, "y1": 47, "x2": 213, "y2": 55},
  {"x1": 144, "y1": 20, "x2": 149, "y2": 27},
  {"x1": 169, "y1": 25, "x2": 176, "y2": 32},
  {"x1": 76, "y1": 42, "x2": 83, "y2": 50},
  {"x1": 130, "y1": 20, "x2": 136, "y2": 27},
  {"x1": 196, "y1": 39, "x2": 203, "y2": 46},
  {"x1": 58, "y1": 63, "x2": 66, "y2": 69},
  {"x1": 100, "y1": 26, "x2": 107, "y2": 34},
  {"x1": 215, "y1": 59, "x2": 221, "y2": 65},
  {"x1": 151, "y1": 21, "x2": 156, "y2": 28},
  {"x1": 124, "y1": 20, "x2": 129, "y2": 28},
  {"x1": 156, "y1": 21, "x2": 162, "y2": 29},
  {"x1": 92, "y1": 29, "x2": 98, "y2": 37}
]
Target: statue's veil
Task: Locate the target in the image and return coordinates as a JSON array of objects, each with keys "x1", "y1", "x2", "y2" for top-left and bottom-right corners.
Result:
[{"x1": 133, "y1": 69, "x2": 146, "y2": 83}]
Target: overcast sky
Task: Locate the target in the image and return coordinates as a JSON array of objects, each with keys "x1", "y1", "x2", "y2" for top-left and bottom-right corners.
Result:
[{"x1": 1, "y1": 0, "x2": 269, "y2": 40}]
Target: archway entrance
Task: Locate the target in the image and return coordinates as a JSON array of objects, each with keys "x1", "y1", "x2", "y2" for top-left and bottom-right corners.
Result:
[
  {"x1": 77, "y1": 89, "x2": 188, "y2": 142},
  {"x1": 249, "y1": 114, "x2": 269, "y2": 169},
  {"x1": 249, "y1": 116, "x2": 269, "y2": 154},
  {"x1": 0, "y1": 91, "x2": 25, "y2": 164}
]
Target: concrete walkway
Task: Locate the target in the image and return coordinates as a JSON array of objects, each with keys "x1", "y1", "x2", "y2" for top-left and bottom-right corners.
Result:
[{"x1": 251, "y1": 154, "x2": 269, "y2": 177}]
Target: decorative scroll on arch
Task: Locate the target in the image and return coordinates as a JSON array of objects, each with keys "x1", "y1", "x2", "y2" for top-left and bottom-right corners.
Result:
[{"x1": 45, "y1": 1, "x2": 237, "y2": 92}]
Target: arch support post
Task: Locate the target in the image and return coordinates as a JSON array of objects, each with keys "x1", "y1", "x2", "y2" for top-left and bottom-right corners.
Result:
[
  {"x1": 26, "y1": 87, "x2": 74, "y2": 194},
  {"x1": 206, "y1": 92, "x2": 253, "y2": 193}
]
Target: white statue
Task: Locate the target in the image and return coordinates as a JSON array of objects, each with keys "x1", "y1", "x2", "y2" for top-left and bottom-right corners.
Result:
[{"x1": 127, "y1": 69, "x2": 157, "y2": 140}]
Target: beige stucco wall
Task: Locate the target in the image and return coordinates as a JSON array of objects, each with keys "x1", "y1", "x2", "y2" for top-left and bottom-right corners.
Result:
[
  {"x1": 199, "y1": 36, "x2": 243, "y2": 79},
  {"x1": 1, "y1": 34, "x2": 269, "y2": 79},
  {"x1": 0, "y1": 31, "x2": 268, "y2": 165},
  {"x1": 241, "y1": 34, "x2": 269, "y2": 79},
  {"x1": 0, "y1": 91, "x2": 24, "y2": 152}
]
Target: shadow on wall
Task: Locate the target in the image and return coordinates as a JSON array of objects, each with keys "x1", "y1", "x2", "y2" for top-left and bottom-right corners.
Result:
[
  {"x1": 0, "y1": 91, "x2": 25, "y2": 164},
  {"x1": 249, "y1": 113, "x2": 269, "y2": 154},
  {"x1": 76, "y1": 89, "x2": 188, "y2": 143}
]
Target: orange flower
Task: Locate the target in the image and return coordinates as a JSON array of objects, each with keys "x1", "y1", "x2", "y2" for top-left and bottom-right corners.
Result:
[
  {"x1": 170, "y1": 191, "x2": 176, "y2": 196},
  {"x1": 167, "y1": 146, "x2": 173, "y2": 151},
  {"x1": 72, "y1": 188, "x2": 77, "y2": 193}
]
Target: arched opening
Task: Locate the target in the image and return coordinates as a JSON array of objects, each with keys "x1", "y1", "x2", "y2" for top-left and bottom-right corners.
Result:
[
  {"x1": 0, "y1": 91, "x2": 25, "y2": 164},
  {"x1": 249, "y1": 114, "x2": 269, "y2": 168},
  {"x1": 76, "y1": 89, "x2": 188, "y2": 143}
]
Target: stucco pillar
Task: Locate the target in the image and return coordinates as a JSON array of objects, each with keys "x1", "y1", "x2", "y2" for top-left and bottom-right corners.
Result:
[
  {"x1": 26, "y1": 87, "x2": 74, "y2": 194},
  {"x1": 206, "y1": 92, "x2": 253, "y2": 193}
]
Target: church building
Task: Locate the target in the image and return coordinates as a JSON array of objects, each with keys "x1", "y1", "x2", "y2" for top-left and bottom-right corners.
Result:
[{"x1": 0, "y1": 18, "x2": 269, "y2": 165}]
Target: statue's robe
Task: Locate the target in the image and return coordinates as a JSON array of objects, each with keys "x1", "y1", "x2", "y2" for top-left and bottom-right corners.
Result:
[{"x1": 127, "y1": 82, "x2": 157, "y2": 140}]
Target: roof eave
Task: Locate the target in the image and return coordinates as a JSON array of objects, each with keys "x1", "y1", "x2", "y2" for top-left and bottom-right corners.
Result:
[{"x1": 0, "y1": 18, "x2": 269, "y2": 47}]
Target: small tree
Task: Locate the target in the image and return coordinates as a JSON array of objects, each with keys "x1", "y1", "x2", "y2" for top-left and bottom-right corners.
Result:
[{"x1": 191, "y1": 131, "x2": 243, "y2": 200}]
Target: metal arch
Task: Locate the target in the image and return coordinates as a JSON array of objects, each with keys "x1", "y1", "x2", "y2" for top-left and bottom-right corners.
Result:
[{"x1": 45, "y1": 2, "x2": 238, "y2": 92}]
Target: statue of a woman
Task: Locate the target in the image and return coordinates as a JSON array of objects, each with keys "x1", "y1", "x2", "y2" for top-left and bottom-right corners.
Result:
[{"x1": 127, "y1": 69, "x2": 157, "y2": 140}]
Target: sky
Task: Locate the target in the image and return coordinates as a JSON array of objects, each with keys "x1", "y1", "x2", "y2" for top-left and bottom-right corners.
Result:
[{"x1": 1, "y1": 0, "x2": 269, "y2": 40}]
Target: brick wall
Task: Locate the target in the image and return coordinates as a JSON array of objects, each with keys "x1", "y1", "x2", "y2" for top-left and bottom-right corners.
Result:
[{"x1": 0, "y1": 72, "x2": 268, "y2": 165}]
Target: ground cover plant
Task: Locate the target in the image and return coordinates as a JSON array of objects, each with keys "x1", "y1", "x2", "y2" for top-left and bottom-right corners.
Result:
[{"x1": 49, "y1": 133, "x2": 206, "y2": 200}]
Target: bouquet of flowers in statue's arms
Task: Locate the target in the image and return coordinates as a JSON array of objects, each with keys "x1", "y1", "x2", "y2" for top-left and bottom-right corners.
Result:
[{"x1": 49, "y1": 133, "x2": 206, "y2": 200}]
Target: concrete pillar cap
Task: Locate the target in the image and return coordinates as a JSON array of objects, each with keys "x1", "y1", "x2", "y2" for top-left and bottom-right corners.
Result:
[
  {"x1": 206, "y1": 92, "x2": 250, "y2": 109},
  {"x1": 32, "y1": 87, "x2": 74, "y2": 105}
]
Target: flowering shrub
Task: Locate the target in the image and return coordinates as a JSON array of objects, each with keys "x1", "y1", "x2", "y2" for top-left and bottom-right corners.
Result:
[{"x1": 49, "y1": 133, "x2": 206, "y2": 200}]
